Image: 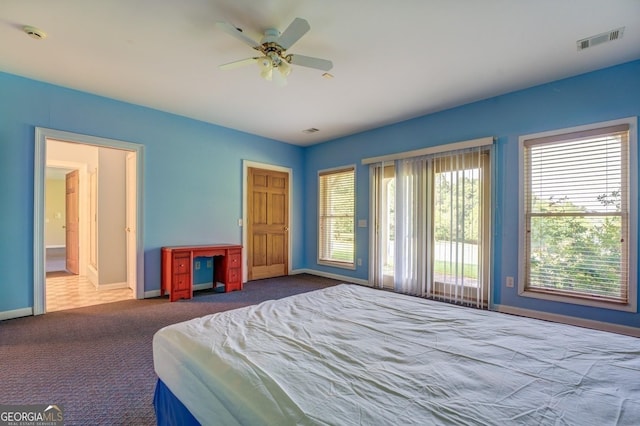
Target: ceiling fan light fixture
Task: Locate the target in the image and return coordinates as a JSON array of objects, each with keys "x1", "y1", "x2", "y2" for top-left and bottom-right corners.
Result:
[
  {"x1": 272, "y1": 67, "x2": 288, "y2": 86},
  {"x1": 260, "y1": 68, "x2": 273, "y2": 81},
  {"x1": 258, "y1": 57, "x2": 273, "y2": 80},
  {"x1": 258, "y1": 57, "x2": 272, "y2": 70},
  {"x1": 278, "y1": 60, "x2": 291, "y2": 77}
]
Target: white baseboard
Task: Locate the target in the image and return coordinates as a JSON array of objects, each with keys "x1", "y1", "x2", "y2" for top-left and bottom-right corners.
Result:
[
  {"x1": 291, "y1": 268, "x2": 369, "y2": 286},
  {"x1": 3, "y1": 272, "x2": 363, "y2": 320},
  {"x1": 97, "y1": 281, "x2": 128, "y2": 291},
  {"x1": 144, "y1": 282, "x2": 215, "y2": 300},
  {"x1": 0, "y1": 307, "x2": 34, "y2": 321},
  {"x1": 87, "y1": 265, "x2": 98, "y2": 287},
  {"x1": 494, "y1": 304, "x2": 640, "y2": 337},
  {"x1": 143, "y1": 272, "x2": 366, "y2": 299},
  {"x1": 194, "y1": 282, "x2": 214, "y2": 291},
  {"x1": 145, "y1": 289, "x2": 162, "y2": 298}
]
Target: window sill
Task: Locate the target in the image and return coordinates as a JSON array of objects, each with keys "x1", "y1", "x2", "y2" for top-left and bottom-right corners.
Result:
[
  {"x1": 317, "y1": 260, "x2": 356, "y2": 270},
  {"x1": 518, "y1": 288, "x2": 637, "y2": 313}
]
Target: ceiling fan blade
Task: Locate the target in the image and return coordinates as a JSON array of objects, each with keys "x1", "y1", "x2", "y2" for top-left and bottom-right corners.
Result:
[
  {"x1": 219, "y1": 57, "x2": 259, "y2": 70},
  {"x1": 216, "y1": 21, "x2": 260, "y2": 49},
  {"x1": 288, "y1": 54, "x2": 333, "y2": 71},
  {"x1": 276, "y1": 18, "x2": 310, "y2": 50}
]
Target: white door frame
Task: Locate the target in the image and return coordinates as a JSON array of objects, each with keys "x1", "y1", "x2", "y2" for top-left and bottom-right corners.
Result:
[
  {"x1": 125, "y1": 152, "x2": 137, "y2": 291},
  {"x1": 34, "y1": 127, "x2": 145, "y2": 315}
]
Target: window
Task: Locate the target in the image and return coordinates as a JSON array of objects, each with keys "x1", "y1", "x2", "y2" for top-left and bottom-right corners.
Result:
[
  {"x1": 318, "y1": 166, "x2": 355, "y2": 268},
  {"x1": 521, "y1": 119, "x2": 637, "y2": 311}
]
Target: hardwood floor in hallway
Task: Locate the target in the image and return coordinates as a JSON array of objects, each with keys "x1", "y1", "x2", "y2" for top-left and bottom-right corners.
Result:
[{"x1": 46, "y1": 274, "x2": 134, "y2": 312}]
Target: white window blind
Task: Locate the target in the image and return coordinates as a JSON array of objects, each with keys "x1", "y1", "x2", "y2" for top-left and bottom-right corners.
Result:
[
  {"x1": 318, "y1": 167, "x2": 355, "y2": 267},
  {"x1": 523, "y1": 124, "x2": 630, "y2": 303}
]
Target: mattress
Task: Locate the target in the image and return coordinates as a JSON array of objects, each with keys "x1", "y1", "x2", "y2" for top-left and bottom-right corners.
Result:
[{"x1": 153, "y1": 284, "x2": 640, "y2": 425}]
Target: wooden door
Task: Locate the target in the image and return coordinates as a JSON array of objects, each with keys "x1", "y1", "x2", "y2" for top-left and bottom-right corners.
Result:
[
  {"x1": 248, "y1": 168, "x2": 289, "y2": 280},
  {"x1": 65, "y1": 170, "x2": 79, "y2": 274}
]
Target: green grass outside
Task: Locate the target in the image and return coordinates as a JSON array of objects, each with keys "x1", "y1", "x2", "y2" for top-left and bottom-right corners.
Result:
[{"x1": 434, "y1": 260, "x2": 478, "y2": 279}]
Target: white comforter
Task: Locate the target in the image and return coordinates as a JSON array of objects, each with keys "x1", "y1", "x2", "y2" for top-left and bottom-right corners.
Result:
[{"x1": 153, "y1": 284, "x2": 640, "y2": 425}]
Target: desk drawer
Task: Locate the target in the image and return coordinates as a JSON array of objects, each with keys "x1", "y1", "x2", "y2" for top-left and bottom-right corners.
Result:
[
  {"x1": 228, "y1": 267, "x2": 240, "y2": 283},
  {"x1": 173, "y1": 255, "x2": 190, "y2": 274},
  {"x1": 228, "y1": 254, "x2": 241, "y2": 268},
  {"x1": 173, "y1": 273, "x2": 190, "y2": 292}
]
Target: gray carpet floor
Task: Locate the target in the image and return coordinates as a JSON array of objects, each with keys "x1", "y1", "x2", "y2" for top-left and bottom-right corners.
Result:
[{"x1": 0, "y1": 274, "x2": 342, "y2": 425}]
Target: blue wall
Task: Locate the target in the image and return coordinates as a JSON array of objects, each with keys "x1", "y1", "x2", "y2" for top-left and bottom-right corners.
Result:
[
  {"x1": 304, "y1": 60, "x2": 640, "y2": 328},
  {"x1": 2, "y1": 60, "x2": 640, "y2": 329},
  {"x1": 0, "y1": 72, "x2": 304, "y2": 313}
]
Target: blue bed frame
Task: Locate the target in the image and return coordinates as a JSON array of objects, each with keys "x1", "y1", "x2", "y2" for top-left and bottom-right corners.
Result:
[{"x1": 153, "y1": 379, "x2": 200, "y2": 426}]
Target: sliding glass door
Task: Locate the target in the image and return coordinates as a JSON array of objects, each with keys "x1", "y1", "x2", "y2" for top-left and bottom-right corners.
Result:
[
  {"x1": 431, "y1": 150, "x2": 490, "y2": 306},
  {"x1": 370, "y1": 146, "x2": 491, "y2": 307}
]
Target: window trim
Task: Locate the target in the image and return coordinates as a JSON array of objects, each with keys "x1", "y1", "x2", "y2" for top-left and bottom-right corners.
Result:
[
  {"x1": 318, "y1": 165, "x2": 356, "y2": 270},
  {"x1": 518, "y1": 117, "x2": 638, "y2": 312}
]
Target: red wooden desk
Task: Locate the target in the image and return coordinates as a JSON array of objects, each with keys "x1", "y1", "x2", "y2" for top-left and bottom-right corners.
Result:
[{"x1": 161, "y1": 244, "x2": 242, "y2": 302}]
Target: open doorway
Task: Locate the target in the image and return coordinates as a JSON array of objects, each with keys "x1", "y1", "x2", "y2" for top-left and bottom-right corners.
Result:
[
  {"x1": 34, "y1": 128, "x2": 144, "y2": 315},
  {"x1": 45, "y1": 142, "x2": 132, "y2": 311},
  {"x1": 44, "y1": 166, "x2": 76, "y2": 277}
]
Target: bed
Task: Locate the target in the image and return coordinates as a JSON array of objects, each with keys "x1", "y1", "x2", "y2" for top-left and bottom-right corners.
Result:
[{"x1": 152, "y1": 284, "x2": 640, "y2": 425}]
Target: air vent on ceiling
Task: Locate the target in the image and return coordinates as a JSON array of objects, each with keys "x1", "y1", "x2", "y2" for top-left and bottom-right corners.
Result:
[
  {"x1": 303, "y1": 128, "x2": 320, "y2": 134},
  {"x1": 577, "y1": 27, "x2": 624, "y2": 51}
]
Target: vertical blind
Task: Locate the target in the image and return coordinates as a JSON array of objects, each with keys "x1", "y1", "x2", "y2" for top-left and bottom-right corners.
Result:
[
  {"x1": 523, "y1": 124, "x2": 629, "y2": 302},
  {"x1": 369, "y1": 163, "x2": 395, "y2": 289},
  {"x1": 394, "y1": 156, "x2": 428, "y2": 295},
  {"x1": 431, "y1": 149, "x2": 489, "y2": 307},
  {"x1": 318, "y1": 167, "x2": 355, "y2": 266},
  {"x1": 380, "y1": 145, "x2": 491, "y2": 308}
]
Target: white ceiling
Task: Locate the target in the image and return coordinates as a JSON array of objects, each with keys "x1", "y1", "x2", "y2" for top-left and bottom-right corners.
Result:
[{"x1": 2, "y1": 1, "x2": 640, "y2": 146}]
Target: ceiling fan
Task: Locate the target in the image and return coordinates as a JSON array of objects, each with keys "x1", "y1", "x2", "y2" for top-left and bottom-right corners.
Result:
[{"x1": 216, "y1": 17, "x2": 333, "y2": 86}]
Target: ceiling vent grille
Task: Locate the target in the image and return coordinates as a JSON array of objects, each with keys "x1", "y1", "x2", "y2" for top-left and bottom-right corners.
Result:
[
  {"x1": 303, "y1": 128, "x2": 319, "y2": 134},
  {"x1": 577, "y1": 27, "x2": 624, "y2": 51}
]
